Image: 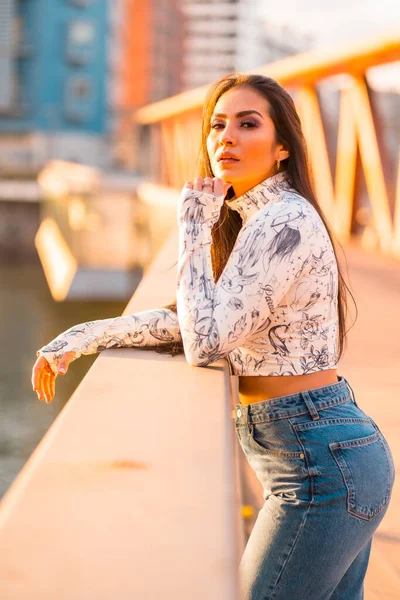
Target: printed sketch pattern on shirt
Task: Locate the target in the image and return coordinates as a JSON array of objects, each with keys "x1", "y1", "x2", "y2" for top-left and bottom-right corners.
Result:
[
  {"x1": 36, "y1": 171, "x2": 339, "y2": 377},
  {"x1": 176, "y1": 171, "x2": 339, "y2": 375},
  {"x1": 36, "y1": 309, "x2": 182, "y2": 375}
]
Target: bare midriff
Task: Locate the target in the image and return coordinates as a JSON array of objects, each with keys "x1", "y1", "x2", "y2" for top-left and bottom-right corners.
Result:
[{"x1": 238, "y1": 369, "x2": 338, "y2": 405}]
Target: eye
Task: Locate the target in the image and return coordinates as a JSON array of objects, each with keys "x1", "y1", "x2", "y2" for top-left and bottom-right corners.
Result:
[
  {"x1": 210, "y1": 120, "x2": 257, "y2": 130},
  {"x1": 241, "y1": 120, "x2": 257, "y2": 128}
]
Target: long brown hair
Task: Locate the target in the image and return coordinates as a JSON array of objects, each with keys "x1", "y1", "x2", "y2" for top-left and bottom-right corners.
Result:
[{"x1": 151, "y1": 73, "x2": 357, "y2": 360}]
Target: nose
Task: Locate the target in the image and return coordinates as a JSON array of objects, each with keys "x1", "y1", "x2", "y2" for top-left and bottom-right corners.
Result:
[{"x1": 218, "y1": 122, "x2": 236, "y2": 146}]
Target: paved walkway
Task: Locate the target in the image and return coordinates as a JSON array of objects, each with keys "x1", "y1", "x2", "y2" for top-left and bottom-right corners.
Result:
[
  {"x1": 238, "y1": 240, "x2": 400, "y2": 599},
  {"x1": 340, "y1": 241, "x2": 400, "y2": 599}
]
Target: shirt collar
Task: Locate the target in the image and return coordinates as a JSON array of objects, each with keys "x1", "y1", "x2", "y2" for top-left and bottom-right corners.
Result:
[{"x1": 225, "y1": 170, "x2": 293, "y2": 225}]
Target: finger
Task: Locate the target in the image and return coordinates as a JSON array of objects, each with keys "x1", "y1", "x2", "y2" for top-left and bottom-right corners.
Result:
[
  {"x1": 184, "y1": 181, "x2": 193, "y2": 189},
  {"x1": 214, "y1": 178, "x2": 232, "y2": 196},
  {"x1": 32, "y1": 356, "x2": 46, "y2": 391},
  {"x1": 202, "y1": 177, "x2": 214, "y2": 193},
  {"x1": 194, "y1": 177, "x2": 204, "y2": 192},
  {"x1": 213, "y1": 178, "x2": 224, "y2": 195},
  {"x1": 36, "y1": 369, "x2": 45, "y2": 400},
  {"x1": 43, "y1": 371, "x2": 53, "y2": 403},
  {"x1": 58, "y1": 351, "x2": 75, "y2": 375},
  {"x1": 50, "y1": 372, "x2": 56, "y2": 400},
  {"x1": 57, "y1": 361, "x2": 67, "y2": 375},
  {"x1": 36, "y1": 377, "x2": 45, "y2": 400}
]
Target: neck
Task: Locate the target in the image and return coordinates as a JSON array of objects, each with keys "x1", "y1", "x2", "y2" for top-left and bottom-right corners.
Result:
[
  {"x1": 230, "y1": 169, "x2": 279, "y2": 199},
  {"x1": 225, "y1": 170, "x2": 292, "y2": 225}
]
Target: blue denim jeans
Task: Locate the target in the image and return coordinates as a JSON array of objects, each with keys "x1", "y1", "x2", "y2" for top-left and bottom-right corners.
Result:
[{"x1": 234, "y1": 375, "x2": 395, "y2": 600}]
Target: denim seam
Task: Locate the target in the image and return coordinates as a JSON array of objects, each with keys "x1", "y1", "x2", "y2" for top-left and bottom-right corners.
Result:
[
  {"x1": 267, "y1": 503, "x2": 313, "y2": 600},
  {"x1": 329, "y1": 432, "x2": 391, "y2": 521},
  {"x1": 329, "y1": 430, "x2": 379, "y2": 450},
  {"x1": 246, "y1": 396, "x2": 351, "y2": 425},
  {"x1": 331, "y1": 451, "x2": 390, "y2": 521},
  {"x1": 246, "y1": 422, "x2": 305, "y2": 459},
  {"x1": 267, "y1": 422, "x2": 314, "y2": 599},
  {"x1": 293, "y1": 417, "x2": 372, "y2": 432},
  {"x1": 380, "y1": 434, "x2": 396, "y2": 488},
  {"x1": 291, "y1": 421, "x2": 315, "y2": 502}
]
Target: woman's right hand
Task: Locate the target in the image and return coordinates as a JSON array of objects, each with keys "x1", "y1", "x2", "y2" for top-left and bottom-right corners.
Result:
[{"x1": 31, "y1": 351, "x2": 76, "y2": 403}]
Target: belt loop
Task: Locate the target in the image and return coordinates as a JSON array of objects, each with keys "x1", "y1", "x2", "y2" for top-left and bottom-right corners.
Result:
[
  {"x1": 342, "y1": 376, "x2": 359, "y2": 407},
  {"x1": 301, "y1": 390, "x2": 320, "y2": 420}
]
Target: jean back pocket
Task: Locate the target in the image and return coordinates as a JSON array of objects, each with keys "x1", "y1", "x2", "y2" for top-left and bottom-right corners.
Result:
[{"x1": 329, "y1": 429, "x2": 395, "y2": 521}]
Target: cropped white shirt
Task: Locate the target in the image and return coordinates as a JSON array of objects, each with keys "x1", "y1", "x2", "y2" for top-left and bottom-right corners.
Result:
[{"x1": 37, "y1": 171, "x2": 339, "y2": 377}]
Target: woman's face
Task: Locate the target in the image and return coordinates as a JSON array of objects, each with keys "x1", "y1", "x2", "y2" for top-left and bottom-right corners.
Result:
[{"x1": 206, "y1": 86, "x2": 289, "y2": 198}]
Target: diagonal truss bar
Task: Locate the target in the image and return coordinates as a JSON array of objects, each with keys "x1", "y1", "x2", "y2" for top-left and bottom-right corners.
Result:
[
  {"x1": 334, "y1": 86, "x2": 358, "y2": 240},
  {"x1": 295, "y1": 85, "x2": 336, "y2": 222},
  {"x1": 348, "y1": 75, "x2": 393, "y2": 252},
  {"x1": 392, "y1": 154, "x2": 400, "y2": 258}
]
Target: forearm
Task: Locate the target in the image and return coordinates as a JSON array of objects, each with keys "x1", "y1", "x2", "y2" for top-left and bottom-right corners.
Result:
[
  {"x1": 177, "y1": 223, "x2": 221, "y2": 365},
  {"x1": 37, "y1": 308, "x2": 182, "y2": 374},
  {"x1": 176, "y1": 191, "x2": 312, "y2": 367},
  {"x1": 177, "y1": 185, "x2": 250, "y2": 366}
]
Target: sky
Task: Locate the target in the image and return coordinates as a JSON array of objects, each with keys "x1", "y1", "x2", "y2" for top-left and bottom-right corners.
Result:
[{"x1": 259, "y1": 0, "x2": 400, "y2": 91}]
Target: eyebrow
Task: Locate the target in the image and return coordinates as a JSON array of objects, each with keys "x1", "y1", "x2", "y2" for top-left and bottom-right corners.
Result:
[{"x1": 211, "y1": 110, "x2": 264, "y2": 119}]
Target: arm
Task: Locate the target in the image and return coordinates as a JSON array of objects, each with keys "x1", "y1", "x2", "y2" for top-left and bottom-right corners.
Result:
[
  {"x1": 36, "y1": 307, "x2": 182, "y2": 375},
  {"x1": 176, "y1": 187, "x2": 315, "y2": 366}
]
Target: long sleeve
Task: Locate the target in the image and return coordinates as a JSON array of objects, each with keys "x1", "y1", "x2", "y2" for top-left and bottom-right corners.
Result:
[
  {"x1": 36, "y1": 308, "x2": 182, "y2": 375},
  {"x1": 176, "y1": 187, "x2": 317, "y2": 367}
]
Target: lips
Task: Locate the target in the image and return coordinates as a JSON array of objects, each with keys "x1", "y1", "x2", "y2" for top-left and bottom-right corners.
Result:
[{"x1": 217, "y1": 153, "x2": 239, "y2": 161}]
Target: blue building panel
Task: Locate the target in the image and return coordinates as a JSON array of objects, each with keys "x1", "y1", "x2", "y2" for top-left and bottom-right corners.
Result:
[
  {"x1": 0, "y1": 0, "x2": 108, "y2": 135},
  {"x1": 0, "y1": 0, "x2": 14, "y2": 112}
]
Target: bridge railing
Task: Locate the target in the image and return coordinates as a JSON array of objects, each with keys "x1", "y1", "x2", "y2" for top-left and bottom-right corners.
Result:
[
  {"x1": 0, "y1": 221, "x2": 245, "y2": 599},
  {"x1": 0, "y1": 32, "x2": 399, "y2": 599}
]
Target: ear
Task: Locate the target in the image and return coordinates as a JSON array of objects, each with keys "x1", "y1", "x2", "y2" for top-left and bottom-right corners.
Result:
[{"x1": 278, "y1": 148, "x2": 290, "y2": 161}]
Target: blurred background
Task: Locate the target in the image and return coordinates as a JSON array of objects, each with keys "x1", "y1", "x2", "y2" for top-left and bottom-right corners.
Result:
[{"x1": 0, "y1": 0, "x2": 399, "y2": 500}]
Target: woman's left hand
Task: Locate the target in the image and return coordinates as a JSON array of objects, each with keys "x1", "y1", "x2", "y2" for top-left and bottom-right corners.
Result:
[{"x1": 184, "y1": 176, "x2": 231, "y2": 197}]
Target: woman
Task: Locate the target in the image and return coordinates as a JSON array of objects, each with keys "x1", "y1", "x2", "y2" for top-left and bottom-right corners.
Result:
[{"x1": 32, "y1": 74, "x2": 395, "y2": 599}]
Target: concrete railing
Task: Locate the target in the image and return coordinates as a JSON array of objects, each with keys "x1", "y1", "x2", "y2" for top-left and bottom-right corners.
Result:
[{"x1": 0, "y1": 209, "x2": 245, "y2": 598}]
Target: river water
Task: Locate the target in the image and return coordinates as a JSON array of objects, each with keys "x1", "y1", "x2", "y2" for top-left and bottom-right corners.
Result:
[{"x1": 0, "y1": 260, "x2": 127, "y2": 500}]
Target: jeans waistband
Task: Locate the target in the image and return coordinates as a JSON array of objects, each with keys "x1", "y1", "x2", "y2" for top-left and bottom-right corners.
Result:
[{"x1": 234, "y1": 375, "x2": 356, "y2": 425}]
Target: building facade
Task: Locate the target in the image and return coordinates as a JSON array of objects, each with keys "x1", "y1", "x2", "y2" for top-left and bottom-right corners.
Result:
[
  {"x1": 0, "y1": 0, "x2": 109, "y2": 172},
  {"x1": 180, "y1": 0, "x2": 312, "y2": 90},
  {"x1": 0, "y1": 0, "x2": 186, "y2": 172},
  {"x1": 113, "y1": 0, "x2": 185, "y2": 167}
]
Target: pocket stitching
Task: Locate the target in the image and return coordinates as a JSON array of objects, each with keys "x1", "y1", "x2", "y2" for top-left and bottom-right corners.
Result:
[
  {"x1": 329, "y1": 429, "x2": 380, "y2": 450},
  {"x1": 247, "y1": 422, "x2": 304, "y2": 459},
  {"x1": 329, "y1": 432, "x2": 391, "y2": 521},
  {"x1": 294, "y1": 417, "x2": 371, "y2": 432}
]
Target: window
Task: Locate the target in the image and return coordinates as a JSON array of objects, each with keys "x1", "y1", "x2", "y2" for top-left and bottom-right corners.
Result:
[
  {"x1": 68, "y1": 0, "x2": 96, "y2": 7},
  {"x1": 66, "y1": 20, "x2": 96, "y2": 64},
  {"x1": 69, "y1": 21, "x2": 95, "y2": 44},
  {"x1": 65, "y1": 76, "x2": 94, "y2": 122}
]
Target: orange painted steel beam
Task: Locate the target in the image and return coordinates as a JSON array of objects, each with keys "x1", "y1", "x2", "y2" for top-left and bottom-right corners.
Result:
[
  {"x1": 334, "y1": 87, "x2": 358, "y2": 241},
  {"x1": 295, "y1": 85, "x2": 336, "y2": 222},
  {"x1": 348, "y1": 75, "x2": 393, "y2": 252},
  {"x1": 134, "y1": 33, "x2": 400, "y2": 124},
  {"x1": 392, "y1": 154, "x2": 400, "y2": 258},
  {"x1": 161, "y1": 120, "x2": 176, "y2": 188},
  {"x1": 173, "y1": 120, "x2": 190, "y2": 188}
]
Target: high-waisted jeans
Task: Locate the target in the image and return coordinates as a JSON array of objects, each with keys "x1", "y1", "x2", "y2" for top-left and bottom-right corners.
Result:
[{"x1": 234, "y1": 375, "x2": 395, "y2": 600}]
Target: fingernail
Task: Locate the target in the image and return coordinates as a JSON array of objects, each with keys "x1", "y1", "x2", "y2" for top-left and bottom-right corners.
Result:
[{"x1": 59, "y1": 368, "x2": 65, "y2": 374}]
